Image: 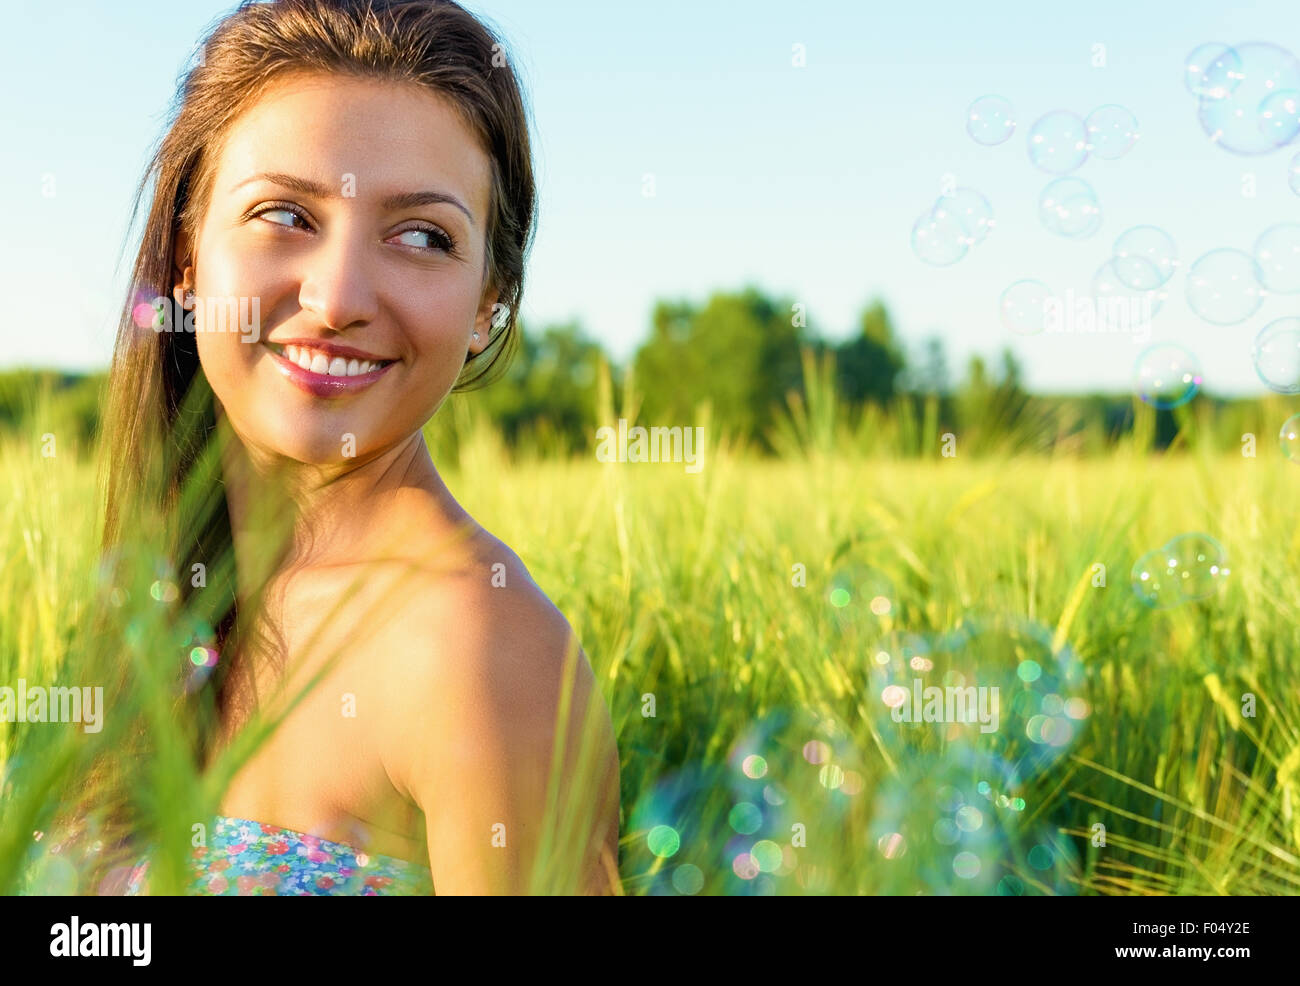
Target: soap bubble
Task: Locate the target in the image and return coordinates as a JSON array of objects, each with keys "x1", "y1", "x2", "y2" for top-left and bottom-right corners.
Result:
[
  {"x1": 1135, "y1": 343, "x2": 1201, "y2": 409},
  {"x1": 870, "y1": 747, "x2": 1042, "y2": 895},
  {"x1": 967, "y1": 94, "x2": 1016, "y2": 146},
  {"x1": 1252, "y1": 318, "x2": 1300, "y2": 393},
  {"x1": 1260, "y1": 90, "x2": 1300, "y2": 146},
  {"x1": 1280, "y1": 413, "x2": 1300, "y2": 462},
  {"x1": 1163, "y1": 534, "x2": 1231, "y2": 602},
  {"x1": 1092, "y1": 260, "x2": 1166, "y2": 329},
  {"x1": 911, "y1": 204, "x2": 968, "y2": 266},
  {"x1": 1114, "y1": 225, "x2": 1178, "y2": 289},
  {"x1": 1184, "y1": 43, "x2": 1243, "y2": 100},
  {"x1": 1185, "y1": 248, "x2": 1266, "y2": 325},
  {"x1": 1291, "y1": 151, "x2": 1300, "y2": 195},
  {"x1": 999, "y1": 279, "x2": 1051, "y2": 336},
  {"x1": 1039, "y1": 177, "x2": 1101, "y2": 238},
  {"x1": 939, "y1": 187, "x2": 995, "y2": 246},
  {"x1": 1131, "y1": 549, "x2": 1184, "y2": 609},
  {"x1": 1027, "y1": 110, "x2": 1089, "y2": 174},
  {"x1": 1132, "y1": 535, "x2": 1230, "y2": 610},
  {"x1": 1085, "y1": 104, "x2": 1140, "y2": 159},
  {"x1": 1253, "y1": 223, "x2": 1300, "y2": 294},
  {"x1": 1198, "y1": 42, "x2": 1300, "y2": 155},
  {"x1": 937, "y1": 615, "x2": 1089, "y2": 783}
]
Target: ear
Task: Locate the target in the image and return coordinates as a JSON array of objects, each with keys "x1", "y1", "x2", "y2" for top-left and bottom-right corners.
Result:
[
  {"x1": 172, "y1": 229, "x2": 194, "y2": 306},
  {"x1": 470, "y1": 285, "x2": 501, "y2": 356}
]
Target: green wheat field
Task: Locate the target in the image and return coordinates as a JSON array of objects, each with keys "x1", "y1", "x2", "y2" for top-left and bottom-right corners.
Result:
[{"x1": 3, "y1": 365, "x2": 1299, "y2": 896}]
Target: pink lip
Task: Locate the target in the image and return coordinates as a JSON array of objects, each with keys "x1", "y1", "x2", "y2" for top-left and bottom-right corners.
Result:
[{"x1": 266, "y1": 344, "x2": 395, "y2": 398}]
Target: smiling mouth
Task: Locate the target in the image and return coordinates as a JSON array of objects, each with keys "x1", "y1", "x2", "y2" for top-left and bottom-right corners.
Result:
[{"x1": 265, "y1": 341, "x2": 397, "y2": 377}]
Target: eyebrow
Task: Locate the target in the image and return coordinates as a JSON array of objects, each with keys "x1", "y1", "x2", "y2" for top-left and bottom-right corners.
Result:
[{"x1": 230, "y1": 171, "x2": 475, "y2": 227}]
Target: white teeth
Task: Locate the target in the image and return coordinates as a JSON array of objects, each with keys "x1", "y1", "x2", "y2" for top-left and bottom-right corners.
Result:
[{"x1": 275, "y1": 343, "x2": 388, "y2": 375}]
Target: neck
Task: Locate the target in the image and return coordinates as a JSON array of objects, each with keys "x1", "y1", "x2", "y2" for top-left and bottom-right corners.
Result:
[{"x1": 218, "y1": 422, "x2": 451, "y2": 603}]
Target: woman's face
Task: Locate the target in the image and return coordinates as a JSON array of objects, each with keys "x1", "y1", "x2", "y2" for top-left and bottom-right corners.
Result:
[{"x1": 176, "y1": 72, "x2": 498, "y2": 466}]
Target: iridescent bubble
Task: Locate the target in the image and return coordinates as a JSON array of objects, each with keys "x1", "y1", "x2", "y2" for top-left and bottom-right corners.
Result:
[
  {"x1": 1085, "y1": 104, "x2": 1140, "y2": 159},
  {"x1": 1027, "y1": 844, "x2": 1055, "y2": 871},
  {"x1": 938, "y1": 187, "x2": 995, "y2": 246},
  {"x1": 952, "y1": 851, "x2": 982, "y2": 879},
  {"x1": 1114, "y1": 225, "x2": 1178, "y2": 288},
  {"x1": 1162, "y1": 533, "x2": 1231, "y2": 602},
  {"x1": 132, "y1": 300, "x2": 164, "y2": 331},
  {"x1": 999, "y1": 279, "x2": 1051, "y2": 336},
  {"x1": 1185, "y1": 248, "x2": 1266, "y2": 325},
  {"x1": 1131, "y1": 548, "x2": 1177, "y2": 610},
  {"x1": 672, "y1": 863, "x2": 704, "y2": 894},
  {"x1": 647, "y1": 824, "x2": 681, "y2": 858},
  {"x1": 741, "y1": 754, "x2": 767, "y2": 779},
  {"x1": 966, "y1": 94, "x2": 1017, "y2": 146},
  {"x1": 1092, "y1": 260, "x2": 1166, "y2": 329},
  {"x1": 1199, "y1": 42, "x2": 1300, "y2": 154},
  {"x1": 1132, "y1": 535, "x2": 1230, "y2": 609},
  {"x1": 877, "y1": 832, "x2": 907, "y2": 859},
  {"x1": 1039, "y1": 177, "x2": 1101, "y2": 238},
  {"x1": 1252, "y1": 318, "x2": 1300, "y2": 393},
  {"x1": 1028, "y1": 110, "x2": 1090, "y2": 174},
  {"x1": 1184, "y1": 43, "x2": 1244, "y2": 100},
  {"x1": 911, "y1": 204, "x2": 968, "y2": 266},
  {"x1": 1134, "y1": 343, "x2": 1202, "y2": 409},
  {"x1": 731, "y1": 853, "x2": 759, "y2": 880},
  {"x1": 1280, "y1": 413, "x2": 1300, "y2": 462},
  {"x1": 727, "y1": 802, "x2": 762, "y2": 834},
  {"x1": 955, "y1": 805, "x2": 984, "y2": 832},
  {"x1": 818, "y1": 764, "x2": 844, "y2": 789},
  {"x1": 932, "y1": 818, "x2": 960, "y2": 845},
  {"x1": 1253, "y1": 223, "x2": 1300, "y2": 293},
  {"x1": 1259, "y1": 90, "x2": 1300, "y2": 146},
  {"x1": 750, "y1": 839, "x2": 783, "y2": 871},
  {"x1": 937, "y1": 615, "x2": 1088, "y2": 783}
]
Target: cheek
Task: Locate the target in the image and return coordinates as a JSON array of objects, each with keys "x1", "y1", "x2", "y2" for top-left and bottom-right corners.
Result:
[
  {"x1": 399, "y1": 287, "x2": 477, "y2": 384},
  {"x1": 194, "y1": 324, "x2": 257, "y2": 400}
]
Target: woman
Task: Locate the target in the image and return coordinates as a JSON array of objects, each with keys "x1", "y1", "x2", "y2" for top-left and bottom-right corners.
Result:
[{"x1": 69, "y1": 0, "x2": 619, "y2": 895}]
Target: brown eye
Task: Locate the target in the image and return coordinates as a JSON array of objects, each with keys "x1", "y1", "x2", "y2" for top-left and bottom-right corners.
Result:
[{"x1": 248, "y1": 202, "x2": 312, "y2": 230}]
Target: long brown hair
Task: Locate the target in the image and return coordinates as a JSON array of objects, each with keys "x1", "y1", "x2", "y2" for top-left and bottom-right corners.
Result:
[{"x1": 73, "y1": 0, "x2": 537, "y2": 890}]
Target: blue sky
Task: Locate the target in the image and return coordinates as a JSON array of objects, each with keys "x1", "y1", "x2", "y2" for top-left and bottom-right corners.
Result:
[{"x1": 1, "y1": 0, "x2": 1296, "y2": 394}]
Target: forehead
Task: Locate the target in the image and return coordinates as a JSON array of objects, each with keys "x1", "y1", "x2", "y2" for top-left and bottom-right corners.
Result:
[{"x1": 211, "y1": 71, "x2": 492, "y2": 224}]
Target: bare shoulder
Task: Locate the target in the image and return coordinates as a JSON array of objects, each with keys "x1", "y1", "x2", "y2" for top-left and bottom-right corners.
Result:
[{"x1": 375, "y1": 523, "x2": 619, "y2": 893}]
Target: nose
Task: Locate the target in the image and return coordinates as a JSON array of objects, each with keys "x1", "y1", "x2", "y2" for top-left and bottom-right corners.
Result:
[{"x1": 296, "y1": 223, "x2": 380, "y2": 332}]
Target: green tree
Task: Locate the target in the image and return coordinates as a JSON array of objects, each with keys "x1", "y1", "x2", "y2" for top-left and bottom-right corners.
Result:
[
  {"x1": 632, "y1": 285, "x2": 806, "y2": 443},
  {"x1": 475, "y1": 320, "x2": 607, "y2": 451},
  {"x1": 830, "y1": 299, "x2": 907, "y2": 405}
]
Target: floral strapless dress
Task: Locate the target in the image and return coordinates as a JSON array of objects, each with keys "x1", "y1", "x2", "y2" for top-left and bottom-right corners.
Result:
[{"x1": 124, "y1": 815, "x2": 434, "y2": 896}]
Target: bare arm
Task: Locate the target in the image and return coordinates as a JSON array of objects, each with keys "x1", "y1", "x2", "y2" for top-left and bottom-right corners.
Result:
[{"x1": 393, "y1": 581, "x2": 620, "y2": 895}]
